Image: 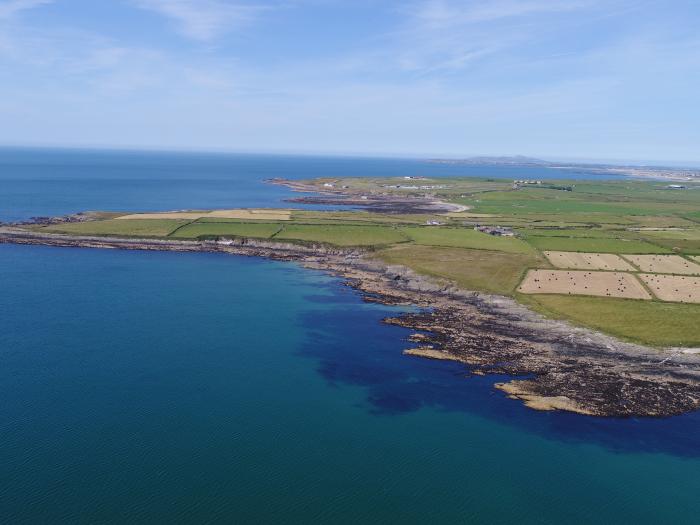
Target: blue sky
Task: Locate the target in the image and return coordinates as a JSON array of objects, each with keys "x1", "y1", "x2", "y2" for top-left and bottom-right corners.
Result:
[{"x1": 0, "y1": 0, "x2": 698, "y2": 162}]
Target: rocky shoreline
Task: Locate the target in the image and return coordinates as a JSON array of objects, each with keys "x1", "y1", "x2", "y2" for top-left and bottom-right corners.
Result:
[
  {"x1": 3, "y1": 226, "x2": 700, "y2": 418},
  {"x1": 267, "y1": 178, "x2": 468, "y2": 214}
]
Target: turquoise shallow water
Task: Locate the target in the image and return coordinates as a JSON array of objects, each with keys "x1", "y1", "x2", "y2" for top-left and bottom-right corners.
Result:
[{"x1": 1, "y1": 149, "x2": 699, "y2": 523}]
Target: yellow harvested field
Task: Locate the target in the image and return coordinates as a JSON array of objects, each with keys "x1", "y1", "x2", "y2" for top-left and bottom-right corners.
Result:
[
  {"x1": 543, "y1": 251, "x2": 636, "y2": 271},
  {"x1": 621, "y1": 254, "x2": 700, "y2": 275},
  {"x1": 518, "y1": 270, "x2": 651, "y2": 299},
  {"x1": 639, "y1": 274, "x2": 700, "y2": 303},
  {"x1": 116, "y1": 209, "x2": 292, "y2": 221}
]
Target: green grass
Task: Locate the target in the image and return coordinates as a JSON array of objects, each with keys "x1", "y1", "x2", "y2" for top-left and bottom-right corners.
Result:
[
  {"x1": 274, "y1": 224, "x2": 408, "y2": 246},
  {"x1": 522, "y1": 294, "x2": 700, "y2": 347},
  {"x1": 525, "y1": 235, "x2": 669, "y2": 253},
  {"x1": 377, "y1": 244, "x2": 542, "y2": 295},
  {"x1": 635, "y1": 229, "x2": 700, "y2": 254},
  {"x1": 170, "y1": 222, "x2": 282, "y2": 239},
  {"x1": 41, "y1": 219, "x2": 188, "y2": 237},
  {"x1": 518, "y1": 228, "x2": 628, "y2": 238},
  {"x1": 401, "y1": 227, "x2": 535, "y2": 254}
]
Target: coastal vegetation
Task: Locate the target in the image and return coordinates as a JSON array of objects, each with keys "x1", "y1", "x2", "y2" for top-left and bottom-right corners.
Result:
[{"x1": 10, "y1": 175, "x2": 700, "y2": 347}]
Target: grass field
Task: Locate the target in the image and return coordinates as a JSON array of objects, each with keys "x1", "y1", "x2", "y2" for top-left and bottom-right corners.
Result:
[
  {"x1": 457, "y1": 186, "x2": 700, "y2": 216},
  {"x1": 522, "y1": 294, "x2": 700, "y2": 347},
  {"x1": 170, "y1": 222, "x2": 282, "y2": 239},
  {"x1": 635, "y1": 229, "x2": 700, "y2": 253},
  {"x1": 525, "y1": 235, "x2": 669, "y2": 253},
  {"x1": 116, "y1": 209, "x2": 292, "y2": 221},
  {"x1": 401, "y1": 227, "x2": 535, "y2": 254},
  {"x1": 519, "y1": 228, "x2": 629, "y2": 238},
  {"x1": 42, "y1": 219, "x2": 188, "y2": 237},
  {"x1": 274, "y1": 224, "x2": 408, "y2": 246},
  {"x1": 377, "y1": 244, "x2": 541, "y2": 295}
]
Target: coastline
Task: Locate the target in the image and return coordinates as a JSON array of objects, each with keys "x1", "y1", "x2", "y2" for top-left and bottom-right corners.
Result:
[{"x1": 3, "y1": 226, "x2": 700, "y2": 418}]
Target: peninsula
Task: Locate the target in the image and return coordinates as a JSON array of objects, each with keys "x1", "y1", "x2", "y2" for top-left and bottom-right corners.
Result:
[{"x1": 3, "y1": 175, "x2": 700, "y2": 417}]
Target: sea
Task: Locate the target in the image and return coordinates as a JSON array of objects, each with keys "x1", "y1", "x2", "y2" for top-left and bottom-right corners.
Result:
[{"x1": 1, "y1": 148, "x2": 699, "y2": 523}]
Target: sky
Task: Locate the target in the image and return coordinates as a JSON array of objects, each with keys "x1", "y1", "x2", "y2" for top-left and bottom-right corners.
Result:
[{"x1": 0, "y1": 0, "x2": 699, "y2": 162}]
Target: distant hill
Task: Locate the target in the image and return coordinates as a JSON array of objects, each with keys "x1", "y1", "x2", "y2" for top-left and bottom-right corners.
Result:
[{"x1": 428, "y1": 156, "x2": 553, "y2": 166}]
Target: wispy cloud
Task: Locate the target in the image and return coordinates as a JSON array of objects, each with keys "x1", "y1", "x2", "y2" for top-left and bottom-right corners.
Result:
[
  {"x1": 386, "y1": 0, "x2": 598, "y2": 74},
  {"x1": 133, "y1": 0, "x2": 264, "y2": 41},
  {"x1": 0, "y1": 0, "x2": 52, "y2": 19},
  {"x1": 406, "y1": 0, "x2": 593, "y2": 28}
]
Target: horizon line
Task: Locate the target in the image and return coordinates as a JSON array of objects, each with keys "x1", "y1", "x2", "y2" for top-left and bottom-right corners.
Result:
[{"x1": 1, "y1": 143, "x2": 699, "y2": 171}]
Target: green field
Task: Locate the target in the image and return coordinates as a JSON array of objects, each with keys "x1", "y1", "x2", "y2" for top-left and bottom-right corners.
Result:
[
  {"x1": 42, "y1": 219, "x2": 188, "y2": 237},
  {"x1": 635, "y1": 229, "x2": 700, "y2": 254},
  {"x1": 378, "y1": 245, "x2": 542, "y2": 295},
  {"x1": 171, "y1": 222, "x2": 282, "y2": 239},
  {"x1": 518, "y1": 228, "x2": 629, "y2": 238},
  {"x1": 456, "y1": 186, "x2": 700, "y2": 216},
  {"x1": 525, "y1": 235, "x2": 669, "y2": 253},
  {"x1": 401, "y1": 227, "x2": 535, "y2": 254},
  {"x1": 274, "y1": 224, "x2": 409, "y2": 246},
  {"x1": 522, "y1": 294, "x2": 700, "y2": 347}
]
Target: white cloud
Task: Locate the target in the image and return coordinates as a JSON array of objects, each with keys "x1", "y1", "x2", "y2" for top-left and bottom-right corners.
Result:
[
  {"x1": 406, "y1": 0, "x2": 593, "y2": 28},
  {"x1": 133, "y1": 0, "x2": 264, "y2": 41},
  {"x1": 386, "y1": 0, "x2": 598, "y2": 74},
  {"x1": 0, "y1": 0, "x2": 51, "y2": 19}
]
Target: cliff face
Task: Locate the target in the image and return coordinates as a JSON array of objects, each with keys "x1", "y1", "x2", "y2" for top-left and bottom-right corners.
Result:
[{"x1": 3, "y1": 226, "x2": 700, "y2": 418}]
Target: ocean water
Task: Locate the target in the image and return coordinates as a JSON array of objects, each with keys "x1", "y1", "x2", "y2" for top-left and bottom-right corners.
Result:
[
  {"x1": 1, "y1": 149, "x2": 700, "y2": 523},
  {"x1": 0, "y1": 147, "x2": 622, "y2": 222}
]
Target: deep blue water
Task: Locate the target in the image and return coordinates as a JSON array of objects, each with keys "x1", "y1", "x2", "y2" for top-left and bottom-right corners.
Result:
[
  {"x1": 1, "y1": 149, "x2": 699, "y2": 523},
  {"x1": 0, "y1": 147, "x2": 622, "y2": 222}
]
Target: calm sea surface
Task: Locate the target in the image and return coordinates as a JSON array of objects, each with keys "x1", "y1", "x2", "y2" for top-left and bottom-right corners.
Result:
[
  {"x1": 0, "y1": 147, "x2": 623, "y2": 222},
  {"x1": 1, "y1": 149, "x2": 699, "y2": 523}
]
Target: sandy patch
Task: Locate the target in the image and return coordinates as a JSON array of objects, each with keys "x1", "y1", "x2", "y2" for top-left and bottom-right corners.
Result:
[
  {"x1": 543, "y1": 251, "x2": 636, "y2": 271},
  {"x1": 518, "y1": 269, "x2": 651, "y2": 299},
  {"x1": 495, "y1": 381, "x2": 593, "y2": 415},
  {"x1": 639, "y1": 274, "x2": 700, "y2": 303},
  {"x1": 621, "y1": 254, "x2": 700, "y2": 275},
  {"x1": 403, "y1": 347, "x2": 458, "y2": 361},
  {"x1": 116, "y1": 209, "x2": 292, "y2": 221}
]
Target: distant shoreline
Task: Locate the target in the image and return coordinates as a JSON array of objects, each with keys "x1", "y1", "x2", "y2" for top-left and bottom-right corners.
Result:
[{"x1": 427, "y1": 156, "x2": 700, "y2": 182}]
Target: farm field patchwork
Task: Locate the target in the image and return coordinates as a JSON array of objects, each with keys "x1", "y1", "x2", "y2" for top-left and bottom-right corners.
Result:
[
  {"x1": 377, "y1": 245, "x2": 539, "y2": 295},
  {"x1": 170, "y1": 222, "x2": 282, "y2": 239},
  {"x1": 117, "y1": 209, "x2": 292, "y2": 221},
  {"x1": 621, "y1": 254, "x2": 700, "y2": 275},
  {"x1": 518, "y1": 270, "x2": 651, "y2": 299},
  {"x1": 543, "y1": 251, "x2": 636, "y2": 271},
  {"x1": 42, "y1": 218, "x2": 189, "y2": 237},
  {"x1": 15, "y1": 176, "x2": 700, "y2": 347},
  {"x1": 524, "y1": 235, "x2": 669, "y2": 254},
  {"x1": 400, "y1": 227, "x2": 534, "y2": 254},
  {"x1": 639, "y1": 274, "x2": 700, "y2": 304},
  {"x1": 274, "y1": 224, "x2": 408, "y2": 246}
]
